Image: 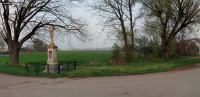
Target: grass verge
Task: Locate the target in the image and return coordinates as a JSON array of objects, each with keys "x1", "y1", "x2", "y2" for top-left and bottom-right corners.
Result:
[{"x1": 0, "y1": 51, "x2": 199, "y2": 77}]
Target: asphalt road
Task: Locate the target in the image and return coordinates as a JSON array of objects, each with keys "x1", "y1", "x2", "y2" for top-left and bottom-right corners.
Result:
[{"x1": 1, "y1": 64, "x2": 200, "y2": 97}]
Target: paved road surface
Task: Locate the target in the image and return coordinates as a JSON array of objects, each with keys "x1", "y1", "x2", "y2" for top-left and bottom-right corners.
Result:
[{"x1": 1, "y1": 65, "x2": 200, "y2": 97}]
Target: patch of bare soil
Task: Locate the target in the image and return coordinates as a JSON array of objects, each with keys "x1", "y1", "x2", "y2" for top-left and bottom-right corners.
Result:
[
  {"x1": 189, "y1": 56, "x2": 200, "y2": 59},
  {"x1": 0, "y1": 54, "x2": 9, "y2": 56},
  {"x1": 167, "y1": 62, "x2": 200, "y2": 72}
]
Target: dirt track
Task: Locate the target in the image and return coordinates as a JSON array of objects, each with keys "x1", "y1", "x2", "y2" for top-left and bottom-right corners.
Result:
[
  {"x1": 1, "y1": 63, "x2": 200, "y2": 97},
  {"x1": 0, "y1": 54, "x2": 9, "y2": 56}
]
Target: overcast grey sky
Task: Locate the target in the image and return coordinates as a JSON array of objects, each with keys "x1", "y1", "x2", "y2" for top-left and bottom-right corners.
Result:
[{"x1": 56, "y1": 0, "x2": 115, "y2": 49}]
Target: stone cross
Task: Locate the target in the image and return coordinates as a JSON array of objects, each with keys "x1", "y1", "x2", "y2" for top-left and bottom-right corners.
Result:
[{"x1": 49, "y1": 25, "x2": 55, "y2": 45}]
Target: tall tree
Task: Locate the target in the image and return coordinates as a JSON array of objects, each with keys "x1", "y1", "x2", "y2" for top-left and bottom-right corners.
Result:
[
  {"x1": 0, "y1": 0, "x2": 87, "y2": 65},
  {"x1": 90, "y1": 0, "x2": 141, "y2": 62},
  {"x1": 142, "y1": 0, "x2": 200, "y2": 58}
]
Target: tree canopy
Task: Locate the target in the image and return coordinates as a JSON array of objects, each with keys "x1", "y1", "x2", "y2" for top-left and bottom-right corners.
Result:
[{"x1": 142, "y1": 0, "x2": 200, "y2": 58}]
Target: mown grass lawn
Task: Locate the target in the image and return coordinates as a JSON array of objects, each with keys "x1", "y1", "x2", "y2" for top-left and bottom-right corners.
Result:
[{"x1": 0, "y1": 51, "x2": 200, "y2": 77}]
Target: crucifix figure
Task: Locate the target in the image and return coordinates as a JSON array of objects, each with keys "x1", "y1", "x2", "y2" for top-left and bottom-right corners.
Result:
[{"x1": 49, "y1": 25, "x2": 55, "y2": 45}]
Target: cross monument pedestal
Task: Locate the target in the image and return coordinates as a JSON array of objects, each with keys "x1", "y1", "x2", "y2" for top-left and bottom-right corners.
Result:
[
  {"x1": 44, "y1": 25, "x2": 59, "y2": 73},
  {"x1": 46, "y1": 45, "x2": 58, "y2": 73}
]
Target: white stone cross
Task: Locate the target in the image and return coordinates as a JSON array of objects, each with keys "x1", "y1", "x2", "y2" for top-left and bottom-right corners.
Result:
[{"x1": 49, "y1": 25, "x2": 55, "y2": 45}]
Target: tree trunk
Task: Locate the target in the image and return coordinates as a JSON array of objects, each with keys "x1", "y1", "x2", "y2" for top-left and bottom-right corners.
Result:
[
  {"x1": 161, "y1": 42, "x2": 169, "y2": 59},
  {"x1": 9, "y1": 46, "x2": 20, "y2": 65},
  {"x1": 121, "y1": 18, "x2": 130, "y2": 62},
  {"x1": 123, "y1": 32, "x2": 132, "y2": 62},
  {"x1": 123, "y1": 33, "x2": 130, "y2": 62},
  {"x1": 129, "y1": 0, "x2": 134, "y2": 62},
  {"x1": 161, "y1": 25, "x2": 169, "y2": 59},
  {"x1": 162, "y1": 47, "x2": 168, "y2": 58}
]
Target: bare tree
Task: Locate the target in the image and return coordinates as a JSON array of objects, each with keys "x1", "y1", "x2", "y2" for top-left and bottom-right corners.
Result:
[
  {"x1": 0, "y1": 0, "x2": 88, "y2": 65},
  {"x1": 90, "y1": 0, "x2": 141, "y2": 62},
  {"x1": 142, "y1": 0, "x2": 200, "y2": 58}
]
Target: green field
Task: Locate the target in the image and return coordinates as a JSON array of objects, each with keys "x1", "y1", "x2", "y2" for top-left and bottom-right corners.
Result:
[{"x1": 0, "y1": 51, "x2": 200, "y2": 77}]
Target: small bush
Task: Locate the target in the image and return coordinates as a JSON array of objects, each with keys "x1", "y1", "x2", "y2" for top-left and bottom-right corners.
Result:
[
  {"x1": 178, "y1": 41, "x2": 199, "y2": 56},
  {"x1": 137, "y1": 39, "x2": 162, "y2": 59},
  {"x1": 137, "y1": 52, "x2": 146, "y2": 60},
  {"x1": 111, "y1": 43, "x2": 121, "y2": 65}
]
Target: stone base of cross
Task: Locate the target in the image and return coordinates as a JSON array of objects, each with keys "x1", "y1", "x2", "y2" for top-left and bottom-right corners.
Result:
[{"x1": 44, "y1": 45, "x2": 58, "y2": 73}]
